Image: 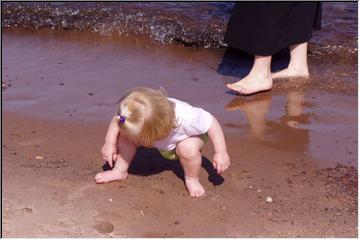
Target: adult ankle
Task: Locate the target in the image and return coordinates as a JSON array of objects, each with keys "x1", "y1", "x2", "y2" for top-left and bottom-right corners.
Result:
[
  {"x1": 248, "y1": 71, "x2": 272, "y2": 79},
  {"x1": 288, "y1": 62, "x2": 308, "y2": 72}
]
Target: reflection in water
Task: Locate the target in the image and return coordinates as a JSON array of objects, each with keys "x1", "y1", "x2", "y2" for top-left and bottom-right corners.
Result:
[
  {"x1": 225, "y1": 91, "x2": 310, "y2": 154},
  {"x1": 226, "y1": 94, "x2": 271, "y2": 138}
]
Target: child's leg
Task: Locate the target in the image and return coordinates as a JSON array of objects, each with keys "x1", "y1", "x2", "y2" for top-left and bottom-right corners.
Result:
[
  {"x1": 95, "y1": 134, "x2": 137, "y2": 183},
  {"x1": 176, "y1": 136, "x2": 205, "y2": 197}
]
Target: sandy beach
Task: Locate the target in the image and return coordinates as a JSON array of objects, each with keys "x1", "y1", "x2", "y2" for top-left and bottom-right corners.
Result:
[{"x1": 2, "y1": 25, "x2": 358, "y2": 237}]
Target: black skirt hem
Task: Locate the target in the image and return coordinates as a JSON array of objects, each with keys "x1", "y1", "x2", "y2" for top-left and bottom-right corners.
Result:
[{"x1": 225, "y1": 35, "x2": 312, "y2": 56}]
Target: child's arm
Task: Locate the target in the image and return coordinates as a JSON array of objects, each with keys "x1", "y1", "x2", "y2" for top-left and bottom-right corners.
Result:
[
  {"x1": 101, "y1": 116, "x2": 121, "y2": 168},
  {"x1": 207, "y1": 116, "x2": 230, "y2": 174}
]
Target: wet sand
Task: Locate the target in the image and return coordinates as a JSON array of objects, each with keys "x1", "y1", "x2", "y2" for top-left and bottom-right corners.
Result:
[{"x1": 2, "y1": 28, "x2": 358, "y2": 237}]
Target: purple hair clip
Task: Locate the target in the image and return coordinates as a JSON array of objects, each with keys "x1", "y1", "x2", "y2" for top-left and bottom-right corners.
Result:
[
  {"x1": 117, "y1": 115, "x2": 126, "y2": 124},
  {"x1": 117, "y1": 105, "x2": 131, "y2": 124}
]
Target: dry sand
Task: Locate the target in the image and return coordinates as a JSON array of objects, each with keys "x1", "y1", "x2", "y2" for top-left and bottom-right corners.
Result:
[{"x1": 2, "y1": 28, "x2": 358, "y2": 237}]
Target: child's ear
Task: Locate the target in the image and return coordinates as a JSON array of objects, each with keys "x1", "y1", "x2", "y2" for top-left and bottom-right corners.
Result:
[{"x1": 158, "y1": 86, "x2": 168, "y2": 96}]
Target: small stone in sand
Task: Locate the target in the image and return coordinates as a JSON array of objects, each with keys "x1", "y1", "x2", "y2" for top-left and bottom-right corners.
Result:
[
  {"x1": 88, "y1": 92, "x2": 94, "y2": 96},
  {"x1": 35, "y1": 155, "x2": 44, "y2": 160},
  {"x1": 266, "y1": 196, "x2": 273, "y2": 203}
]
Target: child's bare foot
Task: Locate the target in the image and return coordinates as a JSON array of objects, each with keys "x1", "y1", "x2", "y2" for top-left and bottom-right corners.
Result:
[
  {"x1": 227, "y1": 75, "x2": 273, "y2": 95},
  {"x1": 185, "y1": 176, "x2": 205, "y2": 197},
  {"x1": 95, "y1": 170, "x2": 128, "y2": 183},
  {"x1": 272, "y1": 67, "x2": 309, "y2": 80}
]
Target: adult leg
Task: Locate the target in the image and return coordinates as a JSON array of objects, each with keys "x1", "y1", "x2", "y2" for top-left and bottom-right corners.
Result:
[
  {"x1": 176, "y1": 136, "x2": 205, "y2": 197},
  {"x1": 227, "y1": 55, "x2": 273, "y2": 95},
  {"x1": 272, "y1": 42, "x2": 310, "y2": 80},
  {"x1": 95, "y1": 134, "x2": 137, "y2": 183}
]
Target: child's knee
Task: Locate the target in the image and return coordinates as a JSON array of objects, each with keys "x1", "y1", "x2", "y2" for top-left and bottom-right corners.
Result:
[{"x1": 176, "y1": 142, "x2": 201, "y2": 160}]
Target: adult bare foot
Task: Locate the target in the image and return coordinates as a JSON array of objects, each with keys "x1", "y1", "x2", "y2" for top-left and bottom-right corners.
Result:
[
  {"x1": 185, "y1": 176, "x2": 205, "y2": 197},
  {"x1": 95, "y1": 170, "x2": 128, "y2": 183},
  {"x1": 272, "y1": 67, "x2": 309, "y2": 80},
  {"x1": 227, "y1": 75, "x2": 273, "y2": 95}
]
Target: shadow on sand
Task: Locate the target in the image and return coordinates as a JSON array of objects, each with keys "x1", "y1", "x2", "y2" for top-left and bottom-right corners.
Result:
[
  {"x1": 216, "y1": 47, "x2": 290, "y2": 80},
  {"x1": 103, "y1": 147, "x2": 224, "y2": 186}
]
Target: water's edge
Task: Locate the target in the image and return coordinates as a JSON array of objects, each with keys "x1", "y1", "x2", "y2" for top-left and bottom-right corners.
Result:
[{"x1": 2, "y1": 2, "x2": 357, "y2": 63}]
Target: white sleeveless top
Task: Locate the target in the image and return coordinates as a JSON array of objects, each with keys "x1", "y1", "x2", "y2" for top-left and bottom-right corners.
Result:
[{"x1": 153, "y1": 98, "x2": 213, "y2": 151}]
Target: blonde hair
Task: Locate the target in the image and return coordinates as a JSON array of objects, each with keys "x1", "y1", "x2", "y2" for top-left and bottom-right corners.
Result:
[{"x1": 116, "y1": 87, "x2": 176, "y2": 146}]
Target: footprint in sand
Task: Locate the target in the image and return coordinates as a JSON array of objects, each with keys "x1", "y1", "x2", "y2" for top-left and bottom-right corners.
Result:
[{"x1": 94, "y1": 221, "x2": 114, "y2": 234}]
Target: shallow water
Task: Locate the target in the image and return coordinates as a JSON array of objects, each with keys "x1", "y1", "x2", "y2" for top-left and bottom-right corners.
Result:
[
  {"x1": 2, "y1": 29, "x2": 357, "y2": 168},
  {"x1": 2, "y1": 2, "x2": 357, "y2": 61}
]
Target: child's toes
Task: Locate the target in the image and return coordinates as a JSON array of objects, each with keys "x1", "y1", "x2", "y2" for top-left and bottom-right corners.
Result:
[
  {"x1": 95, "y1": 172, "x2": 108, "y2": 183},
  {"x1": 193, "y1": 190, "x2": 204, "y2": 197},
  {"x1": 95, "y1": 173, "x2": 103, "y2": 181},
  {"x1": 185, "y1": 180, "x2": 205, "y2": 197},
  {"x1": 197, "y1": 189, "x2": 205, "y2": 197}
]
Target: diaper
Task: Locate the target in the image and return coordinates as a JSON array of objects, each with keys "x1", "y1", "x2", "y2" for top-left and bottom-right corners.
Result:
[{"x1": 158, "y1": 133, "x2": 208, "y2": 160}]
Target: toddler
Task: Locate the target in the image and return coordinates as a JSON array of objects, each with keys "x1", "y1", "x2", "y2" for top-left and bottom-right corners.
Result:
[{"x1": 95, "y1": 87, "x2": 230, "y2": 197}]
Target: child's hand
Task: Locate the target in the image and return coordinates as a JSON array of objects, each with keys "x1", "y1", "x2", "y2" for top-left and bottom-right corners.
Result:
[
  {"x1": 212, "y1": 151, "x2": 230, "y2": 174},
  {"x1": 101, "y1": 142, "x2": 118, "y2": 168}
]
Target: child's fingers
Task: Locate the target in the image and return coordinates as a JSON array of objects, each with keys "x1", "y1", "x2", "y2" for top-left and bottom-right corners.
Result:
[
  {"x1": 218, "y1": 163, "x2": 229, "y2": 174},
  {"x1": 215, "y1": 163, "x2": 223, "y2": 174},
  {"x1": 107, "y1": 157, "x2": 113, "y2": 168},
  {"x1": 222, "y1": 162, "x2": 229, "y2": 171},
  {"x1": 212, "y1": 161, "x2": 217, "y2": 171},
  {"x1": 226, "y1": 162, "x2": 230, "y2": 169},
  {"x1": 217, "y1": 164, "x2": 225, "y2": 174}
]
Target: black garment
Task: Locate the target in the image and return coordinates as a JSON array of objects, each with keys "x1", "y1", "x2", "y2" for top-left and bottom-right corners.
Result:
[{"x1": 224, "y1": 2, "x2": 322, "y2": 56}]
